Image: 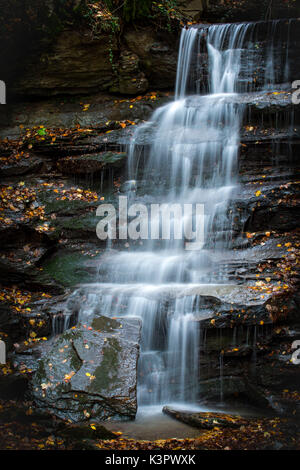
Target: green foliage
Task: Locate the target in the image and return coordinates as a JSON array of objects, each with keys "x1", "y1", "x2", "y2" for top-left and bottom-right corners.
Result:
[
  {"x1": 99, "y1": 0, "x2": 184, "y2": 28},
  {"x1": 152, "y1": 1, "x2": 184, "y2": 31},
  {"x1": 122, "y1": 0, "x2": 152, "y2": 22},
  {"x1": 37, "y1": 127, "x2": 47, "y2": 136}
]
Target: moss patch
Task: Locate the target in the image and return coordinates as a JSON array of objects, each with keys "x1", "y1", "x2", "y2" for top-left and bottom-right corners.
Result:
[
  {"x1": 42, "y1": 251, "x2": 95, "y2": 287},
  {"x1": 89, "y1": 338, "x2": 121, "y2": 393},
  {"x1": 92, "y1": 316, "x2": 121, "y2": 332}
]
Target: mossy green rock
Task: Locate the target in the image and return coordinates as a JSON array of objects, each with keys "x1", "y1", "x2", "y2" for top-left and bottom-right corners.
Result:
[
  {"x1": 42, "y1": 250, "x2": 96, "y2": 287},
  {"x1": 31, "y1": 316, "x2": 141, "y2": 422}
]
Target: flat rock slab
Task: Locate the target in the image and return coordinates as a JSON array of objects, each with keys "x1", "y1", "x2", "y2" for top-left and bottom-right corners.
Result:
[
  {"x1": 31, "y1": 315, "x2": 141, "y2": 423},
  {"x1": 163, "y1": 406, "x2": 247, "y2": 429},
  {"x1": 185, "y1": 90, "x2": 296, "y2": 112},
  {"x1": 0, "y1": 155, "x2": 44, "y2": 177},
  {"x1": 57, "y1": 152, "x2": 127, "y2": 175}
]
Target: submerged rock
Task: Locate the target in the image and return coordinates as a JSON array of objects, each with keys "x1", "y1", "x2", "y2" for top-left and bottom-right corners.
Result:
[{"x1": 31, "y1": 316, "x2": 141, "y2": 423}]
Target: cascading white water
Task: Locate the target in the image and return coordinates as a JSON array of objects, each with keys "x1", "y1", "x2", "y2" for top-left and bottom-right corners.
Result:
[
  {"x1": 124, "y1": 28, "x2": 249, "y2": 402},
  {"x1": 67, "y1": 21, "x2": 293, "y2": 409}
]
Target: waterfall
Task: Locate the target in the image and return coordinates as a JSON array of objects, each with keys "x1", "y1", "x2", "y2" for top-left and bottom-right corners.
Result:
[
  {"x1": 125, "y1": 23, "x2": 248, "y2": 406},
  {"x1": 65, "y1": 20, "x2": 293, "y2": 410}
]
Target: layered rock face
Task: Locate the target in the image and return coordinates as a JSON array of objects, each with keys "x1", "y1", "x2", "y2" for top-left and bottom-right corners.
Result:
[
  {"x1": 12, "y1": 27, "x2": 178, "y2": 97},
  {"x1": 15, "y1": 30, "x2": 119, "y2": 96}
]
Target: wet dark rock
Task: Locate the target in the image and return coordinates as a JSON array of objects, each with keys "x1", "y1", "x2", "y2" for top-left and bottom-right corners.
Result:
[
  {"x1": 0, "y1": 224, "x2": 60, "y2": 290},
  {"x1": 56, "y1": 152, "x2": 127, "y2": 175},
  {"x1": 186, "y1": 90, "x2": 300, "y2": 127},
  {"x1": 0, "y1": 303, "x2": 21, "y2": 344},
  {"x1": 196, "y1": 292, "x2": 274, "y2": 329},
  {"x1": 201, "y1": 0, "x2": 300, "y2": 23},
  {"x1": 186, "y1": 90, "x2": 297, "y2": 112},
  {"x1": 87, "y1": 127, "x2": 135, "y2": 151},
  {"x1": 15, "y1": 30, "x2": 119, "y2": 97},
  {"x1": 116, "y1": 51, "x2": 149, "y2": 95},
  {"x1": 0, "y1": 248, "x2": 63, "y2": 293},
  {"x1": 124, "y1": 29, "x2": 178, "y2": 90},
  {"x1": 0, "y1": 373, "x2": 28, "y2": 400},
  {"x1": 267, "y1": 393, "x2": 300, "y2": 418},
  {"x1": 0, "y1": 302, "x2": 51, "y2": 346},
  {"x1": 0, "y1": 245, "x2": 49, "y2": 276},
  {"x1": 198, "y1": 316, "x2": 300, "y2": 414},
  {"x1": 57, "y1": 421, "x2": 116, "y2": 440},
  {"x1": 48, "y1": 213, "x2": 100, "y2": 243},
  {"x1": 86, "y1": 123, "x2": 300, "y2": 151},
  {"x1": 198, "y1": 376, "x2": 269, "y2": 407},
  {"x1": 12, "y1": 23, "x2": 178, "y2": 98},
  {"x1": 31, "y1": 316, "x2": 141, "y2": 422},
  {"x1": 223, "y1": 345, "x2": 253, "y2": 358},
  {"x1": 0, "y1": 155, "x2": 44, "y2": 178},
  {"x1": 42, "y1": 248, "x2": 100, "y2": 287},
  {"x1": 0, "y1": 224, "x2": 51, "y2": 250},
  {"x1": 163, "y1": 406, "x2": 246, "y2": 429},
  {"x1": 245, "y1": 195, "x2": 300, "y2": 233},
  {"x1": 0, "y1": 94, "x2": 171, "y2": 141}
]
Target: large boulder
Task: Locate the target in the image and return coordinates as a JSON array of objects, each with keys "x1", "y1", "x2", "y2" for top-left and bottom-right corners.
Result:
[{"x1": 31, "y1": 316, "x2": 141, "y2": 422}]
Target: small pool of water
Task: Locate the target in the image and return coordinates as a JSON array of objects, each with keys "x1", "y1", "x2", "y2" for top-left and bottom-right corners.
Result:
[
  {"x1": 105, "y1": 402, "x2": 275, "y2": 441},
  {"x1": 105, "y1": 404, "x2": 207, "y2": 440}
]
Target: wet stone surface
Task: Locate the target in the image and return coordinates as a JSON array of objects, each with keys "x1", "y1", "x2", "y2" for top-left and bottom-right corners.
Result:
[{"x1": 30, "y1": 316, "x2": 141, "y2": 423}]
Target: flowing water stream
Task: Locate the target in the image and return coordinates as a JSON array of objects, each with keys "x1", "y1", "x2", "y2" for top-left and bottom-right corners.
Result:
[{"x1": 64, "y1": 20, "x2": 294, "y2": 420}]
